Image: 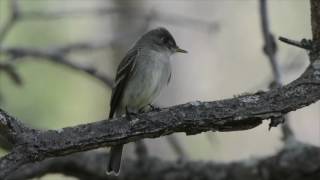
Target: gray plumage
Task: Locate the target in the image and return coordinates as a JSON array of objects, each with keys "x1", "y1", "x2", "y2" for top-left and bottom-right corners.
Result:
[{"x1": 107, "y1": 27, "x2": 187, "y2": 175}]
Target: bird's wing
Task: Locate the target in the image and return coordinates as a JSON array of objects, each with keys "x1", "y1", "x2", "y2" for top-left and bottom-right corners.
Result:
[
  {"x1": 167, "y1": 72, "x2": 172, "y2": 85},
  {"x1": 109, "y1": 49, "x2": 139, "y2": 118}
]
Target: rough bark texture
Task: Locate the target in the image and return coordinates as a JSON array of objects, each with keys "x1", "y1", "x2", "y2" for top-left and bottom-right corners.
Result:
[
  {"x1": 1, "y1": 58, "x2": 320, "y2": 178},
  {"x1": 6, "y1": 141, "x2": 320, "y2": 180}
]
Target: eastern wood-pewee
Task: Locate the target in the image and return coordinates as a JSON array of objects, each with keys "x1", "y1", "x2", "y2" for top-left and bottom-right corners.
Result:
[{"x1": 107, "y1": 27, "x2": 187, "y2": 175}]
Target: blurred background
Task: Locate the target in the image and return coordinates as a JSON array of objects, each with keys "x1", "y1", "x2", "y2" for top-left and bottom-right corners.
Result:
[{"x1": 0, "y1": 0, "x2": 318, "y2": 179}]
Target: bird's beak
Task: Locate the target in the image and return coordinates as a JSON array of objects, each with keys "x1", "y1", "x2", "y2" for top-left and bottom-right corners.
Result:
[{"x1": 175, "y1": 47, "x2": 188, "y2": 53}]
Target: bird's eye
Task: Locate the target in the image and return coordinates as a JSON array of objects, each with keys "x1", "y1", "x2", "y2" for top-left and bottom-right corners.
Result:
[{"x1": 161, "y1": 37, "x2": 169, "y2": 44}]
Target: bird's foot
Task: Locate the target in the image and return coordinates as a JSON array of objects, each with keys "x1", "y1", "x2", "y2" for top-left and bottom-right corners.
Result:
[
  {"x1": 148, "y1": 104, "x2": 161, "y2": 111},
  {"x1": 125, "y1": 107, "x2": 140, "y2": 121}
]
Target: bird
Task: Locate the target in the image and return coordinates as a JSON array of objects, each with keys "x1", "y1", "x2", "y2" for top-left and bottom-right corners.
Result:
[{"x1": 107, "y1": 27, "x2": 187, "y2": 175}]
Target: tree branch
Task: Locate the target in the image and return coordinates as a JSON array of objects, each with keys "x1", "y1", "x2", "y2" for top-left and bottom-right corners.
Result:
[
  {"x1": 279, "y1": 37, "x2": 313, "y2": 50},
  {"x1": 7, "y1": 141, "x2": 320, "y2": 180},
  {"x1": 260, "y1": 0, "x2": 281, "y2": 86},
  {"x1": 0, "y1": 47, "x2": 113, "y2": 87},
  {"x1": 0, "y1": 108, "x2": 27, "y2": 145},
  {"x1": 0, "y1": 0, "x2": 19, "y2": 46},
  {"x1": 0, "y1": 54, "x2": 320, "y2": 178},
  {"x1": 259, "y1": 0, "x2": 293, "y2": 140},
  {"x1": 0, "y1": 148, "x2": 29, "y2": 178},
  {"x1": 7, "y1": 151, "x2": 109, "y2": 180},
  {"x1": 0, "y1": 62, "x2": 22, "y2": 85}
]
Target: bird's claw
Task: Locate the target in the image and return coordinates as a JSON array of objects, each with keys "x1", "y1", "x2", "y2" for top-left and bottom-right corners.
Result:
[
  {"x1": 148, "y1": 104, "x2": 161, "y2": 111},
  {"x1": 125, "y1": 107, "x2": 139, "y2": 121}
]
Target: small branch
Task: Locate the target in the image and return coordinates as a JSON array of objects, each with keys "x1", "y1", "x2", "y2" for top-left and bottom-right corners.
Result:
[
  {"x1": 0, "y1": 0, "x2": 19, "y2": 46},
  {"x1": 260, "y1": 0, "x2": 281, "y2": 86},
  {"x1": 279, "y1": 36, "x2": 312, "y2": 50},
  {"x1": 53, "y1": 40, "x2": 114, "y2": 54},
  {"x1": 0, "y1": 59, "x2": 320, "y2": 178},
  {"x1": 0, "y1": 62, "x2": 22, "y2": 85},
  {"x1": 280, "y1": 115, "x2": 294, "y2": 141},
  {"x1": 259, "y1": 0, "x2": 293, "y2": 141},
  {"x1": 0, "y1": 47, "x2": 113, "y2": 87}
]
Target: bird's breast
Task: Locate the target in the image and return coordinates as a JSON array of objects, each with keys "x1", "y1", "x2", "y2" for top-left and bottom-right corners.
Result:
[{"x1": 121, "y1": 51, "x2": 171, "y2": 110}]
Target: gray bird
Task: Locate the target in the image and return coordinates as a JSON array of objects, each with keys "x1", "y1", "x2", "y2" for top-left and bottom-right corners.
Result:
[{"x1": 107, "y1": 27, "x2": 187, "y2": 175}]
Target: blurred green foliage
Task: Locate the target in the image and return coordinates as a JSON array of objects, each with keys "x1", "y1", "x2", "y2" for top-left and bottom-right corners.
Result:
[{"x1": 0, "y1": 0, "x2": 110, "y2": 133}]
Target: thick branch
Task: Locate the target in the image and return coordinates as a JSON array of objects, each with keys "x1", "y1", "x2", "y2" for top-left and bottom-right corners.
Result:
[
  {"x1": 7, "y1": 151, "x2": 109, "y2": 180},
  {"x1": 0, "y1": 58, "x2": 320, "y2": 178},
  {"x1": 8, "y1": 142, "x2": 320, "y2": 180},
  {"x1": 0, "y1": 148, "x2": 29, "y2": 178}
]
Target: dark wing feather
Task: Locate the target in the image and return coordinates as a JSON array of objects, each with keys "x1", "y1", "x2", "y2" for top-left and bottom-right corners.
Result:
[
  {"x1": 109, "y1": 49, "x2": 138, "y2": 118},
  {"x1": 167, "y1": 72, "x2": 171, "y2": 85}
]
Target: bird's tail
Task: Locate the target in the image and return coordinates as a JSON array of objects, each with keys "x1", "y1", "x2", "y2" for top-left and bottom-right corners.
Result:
[{"x1": 106, "y1": 144, "x2": 123, "y2": 176}]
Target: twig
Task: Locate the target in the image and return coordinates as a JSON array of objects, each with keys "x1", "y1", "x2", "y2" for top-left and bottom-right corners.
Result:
[
  {"x1": 260, "y1": 0, "x2": 281, "y2": 86},
  {"x1": 0, "y1": 60, "x2": 320, "y2": 178},
  {"x1": 279, "y1": 36, "x2": 312, "y2": 50},
  {"x1": 54, "y1": 40, "x2": 114, "y2": 54},
  {"x1": 259, "y1": 0, "x2": 293, "y2": 141},
  {"x1": 0, "y1": 0, "x2": 19, "y2": 46},
  {"x1": 0, "y1": 62, "x2": 22, "y2": 85},
  {"x1": 0, "y1": 47, "x2": 113, "y2": 87}
]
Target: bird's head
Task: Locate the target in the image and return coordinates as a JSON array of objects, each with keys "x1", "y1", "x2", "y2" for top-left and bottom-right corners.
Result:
[{"x1": 139, "y1": 27, "x2": 187, "y2": 54}]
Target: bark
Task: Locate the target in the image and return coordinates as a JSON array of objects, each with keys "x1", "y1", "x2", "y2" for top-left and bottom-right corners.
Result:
[
  {"x1": 7, "y1": 142, "x2": 320, "y2": 180},
  {"x1": 1, "y1": 56, "x2": 320, "y2": 178}
]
